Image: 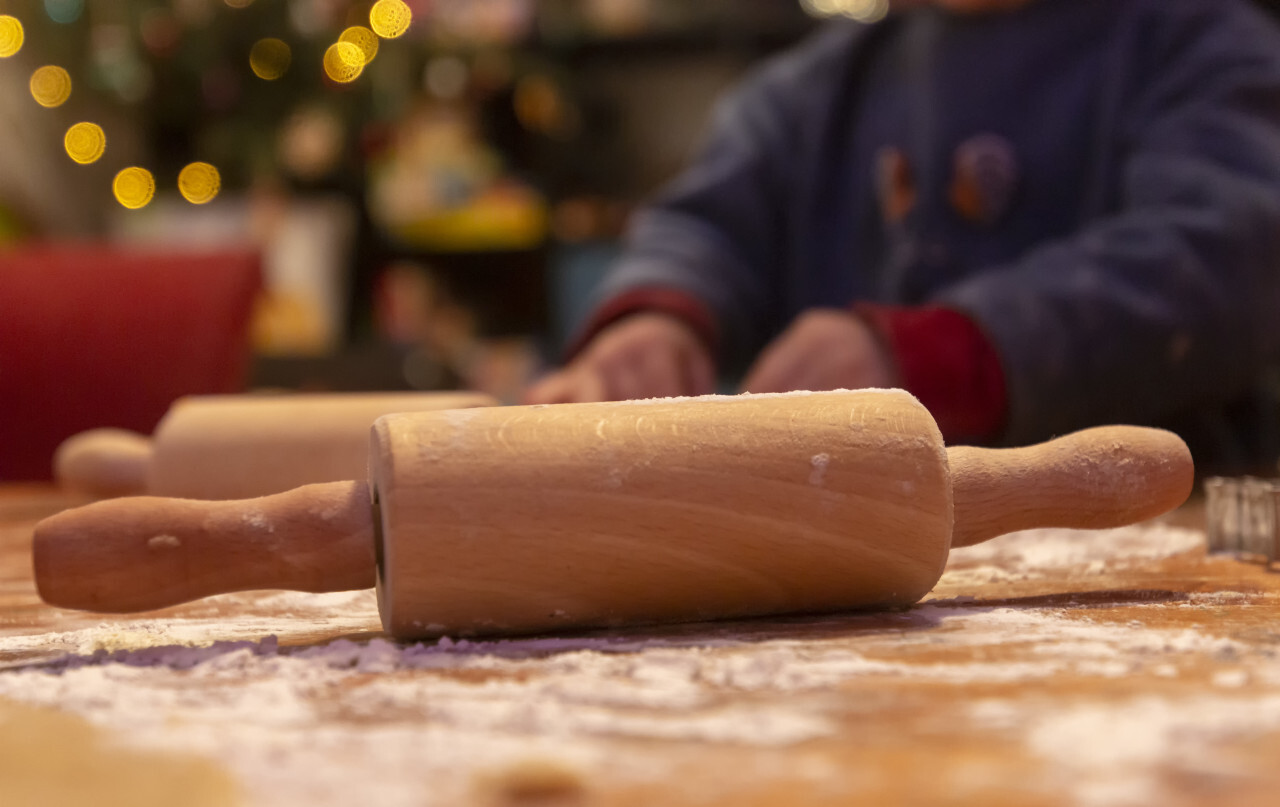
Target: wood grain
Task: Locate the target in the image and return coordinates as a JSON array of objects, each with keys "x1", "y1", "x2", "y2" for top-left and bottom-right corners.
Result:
[
  {"x1": 57, "y1": 391, "x2": 498, "y2": 500},
  {"x1": 373, "y1": 390, "x2": 954, "y2": 637}
]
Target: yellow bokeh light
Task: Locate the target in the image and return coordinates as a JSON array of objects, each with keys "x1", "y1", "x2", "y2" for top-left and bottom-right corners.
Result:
[
  {"x1": 249, "y1": 37, "x2": 292, "y2": 80},
  {"x1": 178, "y1": 162, "x2": 221, "y2": 204},
  {"x1": 64, "y1": 122, "x2": 106, "y2": 164},
  {"x1": 113, "y1": 167, "x2": 156, "y2": 210},
  {"x1": 339, "y1": 26, "x2": 379, "y2": 65},
  {"x1": 369, "y1": 0, "x2": 411, "y2": 39},
  {"x1": 224, "y1": 0, "x2": 254, "y2": 8},
  {"x1": 323, "y1": 41, "x2": 364, "y2": 84},
  {"x1": 30, "y1": 65, "x2": 72, "y2": 108},
  {"x1": 0, "y1": 15, "x2": 24, "y2": 58}
]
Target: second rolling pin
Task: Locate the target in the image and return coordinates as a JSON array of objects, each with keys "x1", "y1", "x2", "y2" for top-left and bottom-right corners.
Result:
[{"x1": 54, "y1": 391, "x2": 496, "y2": 500}]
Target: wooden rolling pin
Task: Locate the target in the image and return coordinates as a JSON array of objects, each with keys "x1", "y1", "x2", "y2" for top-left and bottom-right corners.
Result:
[
  {"x1": 54, "y1": 391, "x2": 495, "y2": 500},
  {"x1": 33, "y1": 389, "x2": 1194, "y2": 640}
]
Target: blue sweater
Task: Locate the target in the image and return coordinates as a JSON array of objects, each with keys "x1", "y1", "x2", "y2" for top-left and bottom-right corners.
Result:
[{"x1": 590, "y1": 0, "x2": 1280, "y2": 467}]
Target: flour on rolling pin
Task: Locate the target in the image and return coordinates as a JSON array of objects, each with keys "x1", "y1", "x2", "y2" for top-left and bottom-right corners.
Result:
[{"x1": 55, "y1": 391, "x2": 497, "y2": 500}]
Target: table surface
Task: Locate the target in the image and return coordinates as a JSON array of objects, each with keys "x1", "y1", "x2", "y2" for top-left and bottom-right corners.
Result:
[{"x1": 2, "y1": 484, "x2": 1280, "y2": 807}]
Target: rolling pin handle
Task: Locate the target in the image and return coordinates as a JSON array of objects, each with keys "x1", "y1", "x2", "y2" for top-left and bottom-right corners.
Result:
[
  {"x1": 54, "y1": 429, "x2": 154, "y2": 498},
  {"x1": 948, "y1": 425, "x2": 1194, "y2": 548},
  {"x1": 33, "y1": 480, "x2": 376, "y2": 613}
]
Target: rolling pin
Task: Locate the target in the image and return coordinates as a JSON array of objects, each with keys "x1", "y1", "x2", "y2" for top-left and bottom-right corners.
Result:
[
  {"x1": 54, "y1": 391, "x2": 496, "y2": 500},
  {"x1": 33, "y1": 389, "x2": 1194, "y2": 640}
]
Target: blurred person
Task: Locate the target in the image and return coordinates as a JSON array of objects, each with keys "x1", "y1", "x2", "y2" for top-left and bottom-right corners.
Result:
[{"x1": 526, "y1": 0, "x2": 1280, "y2": 473}]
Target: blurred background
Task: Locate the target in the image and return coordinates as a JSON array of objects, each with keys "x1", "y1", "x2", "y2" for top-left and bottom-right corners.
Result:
[
  {"x1": 0, "y1": 0, "x2": 834, "y2": 404},
  {"x1": 7, "y1": 0, "x2": 1279, "y2": 480}
]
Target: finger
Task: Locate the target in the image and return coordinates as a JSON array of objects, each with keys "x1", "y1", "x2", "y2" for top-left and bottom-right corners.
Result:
[
  {"x1": 576, "y1": 367, "x2": 609, "y2": 403},
  {"x1": 740, "y1": 342, "x2": 803, "y2": 393},
  {"x1": 522, "y1": 372, "x2": 573, "y2": 405},
  {"x1": 680, "y1": 343, "x2": 717, "y2": 396},
  {"x1": 638, "y1": 347, "x2": 690, "y2": 399},
  {"x1": 523, "y1": 366, "x2": 607, "y2": 405},
  {"x1": 599, "y1": 355, "x2": 651, "y2": 401}
]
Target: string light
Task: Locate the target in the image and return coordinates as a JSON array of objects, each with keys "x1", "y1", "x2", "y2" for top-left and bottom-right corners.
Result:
[
  {"x1": 178, "y1": 162, "x2": 221, "y2": 204},
  {"x1": 0, "y1": 15, "x2": 24, "y2": 58},
  {"x1": 113, "y1": 167, "x2": 156, "y2": 209},
  {"x1": 30, "y1": 65, "x2": 73, "y2": 108},
  {"x1": 64, "y1": 122, "x2": 106, "y2": 164},
  {"x1": 249, "y1": 37, "x2": 291, "y2": 80},
  {"x1": 338, "y1": 26, "x2": 379, "y2": 65},
  {"x1": 19, "y1": 1, "x2": 413, "y2": 212},
  {"x1": 369, "y1": 0, "x2": 412, "y2": 39},
  {"x1": 323, "y1": 41, "x2": 364, "y2": 83},
  {"x1": 43, "y1": 0, "x2": 83, "y2": 25}
]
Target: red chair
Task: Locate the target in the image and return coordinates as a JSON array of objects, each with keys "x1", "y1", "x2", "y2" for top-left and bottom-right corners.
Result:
[{"x1": 0, "y1": 244, "x2": 262, "y2": 480}]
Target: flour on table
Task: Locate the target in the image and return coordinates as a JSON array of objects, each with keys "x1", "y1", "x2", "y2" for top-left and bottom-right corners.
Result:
[
  {"x1": 0, "y1": 590, "x2": 380, "y2": 662},
  {"x1": 940, "y1": 524, "x2": 1204, "y2": 585},
  {"x1": 969, "y1": 694, "x2": 1280, "y2": 807},
  {"x1": 0, "y1": 523, "x2": 1271, "y2": 807}
]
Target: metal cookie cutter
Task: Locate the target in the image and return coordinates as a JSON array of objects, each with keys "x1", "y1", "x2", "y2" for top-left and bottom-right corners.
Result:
[{"x1": 1204, "y1": 477, "x2": 1280, "y2": 564}]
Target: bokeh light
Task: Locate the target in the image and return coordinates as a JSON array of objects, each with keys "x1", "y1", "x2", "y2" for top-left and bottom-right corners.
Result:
[
  {"x1": 43, "y1": 0, "x2": 83, "y2": 24},
  {"x1": 0, "y1": 15, "x2": 24, "y2": 58},
  {"x1": 323, "y1": 41, "x2": 364, "y2": 84},
  {"x1": 369, "y1": 0, "x2": 412, "y2": 39},
  {"x1": 113, "y1": 167, "x2": 156, "y2": 209},
  {"x1": 178, "y1": 161, "x2": 221, "y2": 204},
  {"x1": 64, "y1": 122, "x2": 106, "y2": 164},
  {"x1": 799, "y1": 0, "x2": 889, "y2": 23},
  {"x1": 339, "y1": 26, "x2": 379, "y2": 65},
  {"x1": 30, "y1": 65, "x2": 72, "y2": 108},
  {"x1": 224, "y1": 0, "x2": 254, "y2": 8},
  {"x1": 515, "y1": 75, "x2": 571, "y2": 136},
  {"x1": 249, "y1": 37, "x2": 292, "y2": 80},
  {"x1": 139, "y1": 8, "x2": 182, "y2": 56},
  {"x1": 424, "y1": 56, "x2": 467, "y2": 100}
]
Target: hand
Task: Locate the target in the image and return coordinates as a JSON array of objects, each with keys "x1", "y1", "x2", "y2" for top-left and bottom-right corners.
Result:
[
  {"x1": 523, "y1": 313, "x2": 716, "y2": 404},
  {"x1": 740, "y1": 309, "x2": 898, "y2": 394}
]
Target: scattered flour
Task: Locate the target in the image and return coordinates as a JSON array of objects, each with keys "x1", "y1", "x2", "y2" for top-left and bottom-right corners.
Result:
[
  {"x1": 1212, "y1": 669, "x2": 1250, "y2": 689},
  {"x1": 244, "y1": 512, "x2": 275, "y2": 533},
  {"x1": 809, "y1": 453, "x2": 831, "y2": 486},
  {"x1": 147, "y1": 534, "x2": 181, "y2": 550},
  {"x1": 0, "y1": 590, "x2": 380, "y2": 662},
  {"x1": 0, "y1": 523, "x2": 1272, "y2": 807},
  {"x1": 4, "y1": 596, "x2": 1276, "y2": 807},
  {"x1": 594, "y1": 389, "x2": 852, "y2": 407},
  {"x1": 944, "y1": 524, "x2": 1204, "y2": 579},
  {"x1": 1002, "y1": 695, "x2": 1280, "y2": 807}
]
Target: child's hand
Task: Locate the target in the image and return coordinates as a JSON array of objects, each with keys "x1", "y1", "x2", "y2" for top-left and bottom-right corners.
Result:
[
  {"x1": 740, "y1": 309, "x2": 898, "y2": 395},
  {"x1": 523, "y1": 313, "x2": 716, "y2": 404}
]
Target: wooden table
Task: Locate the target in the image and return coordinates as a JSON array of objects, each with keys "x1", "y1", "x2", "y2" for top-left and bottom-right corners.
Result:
[{"x1": 2, "y1": 484, "x2": 1279, "y2": 807}]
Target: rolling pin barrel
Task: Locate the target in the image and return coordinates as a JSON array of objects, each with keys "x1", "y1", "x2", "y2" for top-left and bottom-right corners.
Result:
[
  {"x1": 370, "y1": 391, "x2": 956, "y2": 637},
  {"x1": 52, "y1": 391, "x2": 497, "y2": 500}
]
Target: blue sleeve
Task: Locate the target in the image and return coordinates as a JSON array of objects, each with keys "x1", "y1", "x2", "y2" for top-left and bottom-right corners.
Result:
[
  {"x1": 587, "y1": 25, "x2": 862, "y2": 367},
  {"x1": 939, "y1": 1, "x2": 1280, "y2": 445}
]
